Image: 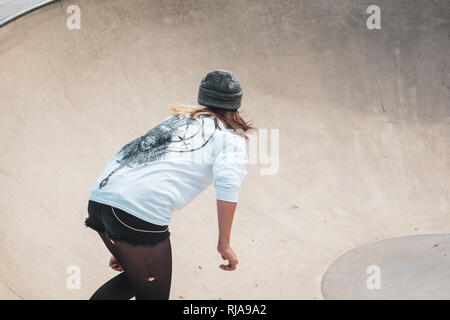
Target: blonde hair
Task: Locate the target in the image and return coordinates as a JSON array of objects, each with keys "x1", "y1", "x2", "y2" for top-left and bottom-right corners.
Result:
[
  {"x1": 170, "y1": 105, "x2": 256, "y2": 140},
  {"x1": 170, "y1": 105, "x2": 203, "y2": 117}
]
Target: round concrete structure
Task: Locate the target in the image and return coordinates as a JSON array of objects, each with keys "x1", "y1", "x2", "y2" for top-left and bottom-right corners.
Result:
[{"x1": 321, "y1": 234, "x2": 450, "y2": 299}]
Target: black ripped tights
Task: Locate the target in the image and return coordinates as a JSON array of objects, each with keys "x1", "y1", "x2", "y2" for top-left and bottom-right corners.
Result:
[{"x1": 90, "y1": 232, "x2": 172, "y2": 300}]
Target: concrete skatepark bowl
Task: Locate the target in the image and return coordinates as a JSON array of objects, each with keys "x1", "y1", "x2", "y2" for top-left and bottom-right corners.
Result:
[{"x1": 0, "y1": 0, "x2": 448, "y2": 299}]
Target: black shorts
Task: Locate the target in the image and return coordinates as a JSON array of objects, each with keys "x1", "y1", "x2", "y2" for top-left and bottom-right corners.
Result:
[{"x1": 85, "y1": 200, "x2": 170, "y2": 246}]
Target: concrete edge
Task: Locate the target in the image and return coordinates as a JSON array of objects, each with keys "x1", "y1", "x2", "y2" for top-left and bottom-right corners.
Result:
[{"x1": 0, "y1": 0, "x2": 59, "y2": 27}]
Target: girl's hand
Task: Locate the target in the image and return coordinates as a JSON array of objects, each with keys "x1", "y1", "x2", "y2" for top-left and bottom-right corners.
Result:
[
  {"x1": 109, "y1": 256, "x2": 124, "y2": 272},
  {"x1": 217, "y1": 244, "x2": 238, "y2": 271}
]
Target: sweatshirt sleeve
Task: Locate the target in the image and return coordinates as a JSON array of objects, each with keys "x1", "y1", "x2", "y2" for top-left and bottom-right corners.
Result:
[{"x1": 212, "y1": 132, "x2": 248, "y2": 202}]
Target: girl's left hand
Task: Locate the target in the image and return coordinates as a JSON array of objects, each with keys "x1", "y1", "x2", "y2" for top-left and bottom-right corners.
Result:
[
  {"x1": 109, "y1": 256, "x2": 124, "y2": 272},
  {"x1": 217, "y1": 244, "x2": 238, "y2": 271}
]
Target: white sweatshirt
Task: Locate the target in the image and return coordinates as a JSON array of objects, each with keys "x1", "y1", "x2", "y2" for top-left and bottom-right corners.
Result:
[{"x1": 88, "y1": 114, "x2": 248, "y2": 226}]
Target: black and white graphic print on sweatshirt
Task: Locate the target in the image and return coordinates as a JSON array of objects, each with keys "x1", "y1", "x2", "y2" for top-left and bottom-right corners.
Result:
[{"x1": 89, "y1": 114, "x2": 248, "y2": 226}]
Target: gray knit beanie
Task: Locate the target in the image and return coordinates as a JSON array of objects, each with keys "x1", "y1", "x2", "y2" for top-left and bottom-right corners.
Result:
[{"x1": 197, "y1": 69, "x2": 243, "y2": 110}]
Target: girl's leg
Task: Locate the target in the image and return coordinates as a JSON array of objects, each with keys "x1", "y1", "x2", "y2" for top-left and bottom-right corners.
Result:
[
  {"x1": 90, "y1": 232, "x2": 134, "y2": 300},
  {"x1": 114, "y1": 237, "x2": 172, "y2": 300},
  {"x1": 90, "y1": 272, "x2": 133, "y2": 300}
]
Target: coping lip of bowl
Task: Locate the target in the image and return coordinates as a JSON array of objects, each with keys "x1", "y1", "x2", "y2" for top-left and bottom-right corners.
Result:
[{"x1": 0, "y1": 0, "x2": 58, "y2": 27}]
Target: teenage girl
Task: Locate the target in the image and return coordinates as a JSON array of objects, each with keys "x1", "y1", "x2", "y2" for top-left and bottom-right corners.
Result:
[{"x1": 84, "y1": 70, "x2": 255, "y2": 299}]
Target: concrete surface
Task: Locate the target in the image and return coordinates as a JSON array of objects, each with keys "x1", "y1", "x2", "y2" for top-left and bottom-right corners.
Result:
[
  {"x1": 321, "y1": 234, "x2": 450, "y2": 299},
  {"x1": 0, "y1": 0, "x2": 448, "y2": 299}
]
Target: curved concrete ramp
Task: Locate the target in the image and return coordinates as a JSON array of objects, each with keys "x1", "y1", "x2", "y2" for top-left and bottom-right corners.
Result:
[
  {"x1": 321, "y1": 234, "x2": 450, "y2": 300},
  {"x1": 0, "y1": 0, "x2": 449, "y2": 299}
]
